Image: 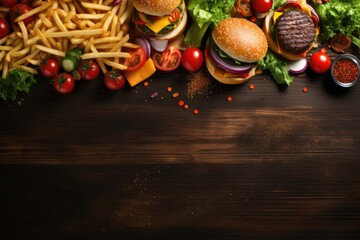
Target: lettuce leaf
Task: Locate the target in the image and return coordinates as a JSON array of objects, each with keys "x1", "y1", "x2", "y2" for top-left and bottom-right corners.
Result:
[
  {"x1": 185, "y1": 0, "x2": 234, "y2": 47},
  {"x1": 257, "y1": 51, "x2": 293, "y2": 86},
  {"x1": 316, "y1": 0, "x2": 360, "y2": 48}
]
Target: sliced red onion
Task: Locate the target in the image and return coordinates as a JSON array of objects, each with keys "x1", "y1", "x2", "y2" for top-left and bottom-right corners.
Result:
[
  {"x1": 288, "y1": 58, "x2": 308, "y2": 74},
  {"x1": 149, "y1": 38, "x2": 168, "y2": 52},
  {"x1": 134, "y1": 37, "x2": 151, "y2": 58},
  {"x1": 308, "y1": 4, "x2": 320, "y2": 24},
  {"x1": 208, "y1": 46, "x2": 253, "y2": 74},
  {"x1": 112, "y1": 0, "x2": 122, "y2": 6}
]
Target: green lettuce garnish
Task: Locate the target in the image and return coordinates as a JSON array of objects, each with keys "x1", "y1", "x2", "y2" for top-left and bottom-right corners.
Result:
[{"x1": 185, "y1": 0, "x2": 234, "y2": 47}]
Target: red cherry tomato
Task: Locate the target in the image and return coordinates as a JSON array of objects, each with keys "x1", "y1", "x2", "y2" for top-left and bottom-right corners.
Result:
[
  {"x1": 53, "y1": 73, "x2": 75, "y2": 94},
  {"x1": 9, "y1": 4, "x2": 33, "y2": 25},
  {"x1": 40, "y1": 58, "x2": 59, "y2": 78},
  {"x1": 0, "y1": 0, "x2": 18, "y2": 7},
  {"x1": 309, "y1": 51, "x2": 331, "y2": 74},
  {"x1": 181, "y1": 47, "x2": 204, "y2": 72},
  {"x1": 104, "y1": 70, "x2": 126, "y2": 90},
  {"x1": 152, "y1": 46, "x2": 181, "y2": 71},
  {"x1": 252, "y1": 0, "x2": 273, "y2": 13},
  {"x1": 0, "y1": 18, "x2": 10, "y2": 39},
  {"x1": 123, "y1": 47, "x2": 146, "y2": 71},
  {"x1": 78, "y1": 59, "x2": 100, "y2": 80}
]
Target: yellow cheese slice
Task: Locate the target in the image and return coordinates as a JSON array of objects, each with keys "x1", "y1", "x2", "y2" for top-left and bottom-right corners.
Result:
[
  {"x1": 124, "y1": 58, "x2": 156, "y2": 87},
  {"x1": 273, "y1": 11, "x2": 283, "y2": 23},
  {"x1": 145, "y1": 16, "x2": 171, "y2": 34}
]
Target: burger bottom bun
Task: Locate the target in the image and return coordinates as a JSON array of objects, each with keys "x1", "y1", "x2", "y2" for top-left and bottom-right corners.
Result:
[
  {"x1": 205, "y1": 56, "x2": 256, "y2": 85},
  {"x1": 156, "y1": 11, "x2": 187, "y2": 41},
  {"x1": 263, "y1": 11, "x2": 313, "y2": 61}
]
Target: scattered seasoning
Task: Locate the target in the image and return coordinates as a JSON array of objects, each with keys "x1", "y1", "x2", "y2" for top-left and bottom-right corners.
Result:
[
  {"x1": 143, "y1": 81, "x2": 149, "y2": 87},
  {"x1": 250, "y1": 16, "x2": 257, "y2": 22},
  {"x1": 186, "y1": 69, "x2": 213, "y2": 98},
  {"x1": 249, "y1": 83, "x2": 255, "y2": 90},
  {"x1": 178, "y1": 99, "x2": 185, "y2": 106},
  {"x1": 183, "y1": 104, "x2": 189, "y2": 110},
  {"x1": 150, "y1": 92, "x2": 158, "y2": 98},
  {"x1": 193, "y1": 109, "x2": 199, "y2": 115},
  {"x1": 333, "y1": 59, "x2": 359, "y2": 83},
  {"x1": 320, "y1": 48, "x2": 327, "y2": 53},
  {"x1": 227, "y1": 96, "x2": 233, "y2": 102},
  {"x1": 167, "y1": 86, "x2": 172, "y2": 92},
  {"x1": 172, "y1": 92, "x2": 179, "y2": 98},
  {"x1": 303, "y1": 87, "x2": 308, "y2": 93}
]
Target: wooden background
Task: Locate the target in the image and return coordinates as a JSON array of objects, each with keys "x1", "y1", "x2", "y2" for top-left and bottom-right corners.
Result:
[{"x1": 1, "y1": 49, "x2": 360, "y2": 239}]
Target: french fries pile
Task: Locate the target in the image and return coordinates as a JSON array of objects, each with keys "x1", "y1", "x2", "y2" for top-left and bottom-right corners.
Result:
[{"x1": 0, "y1": 0, "x2": 137, "y2": 78}]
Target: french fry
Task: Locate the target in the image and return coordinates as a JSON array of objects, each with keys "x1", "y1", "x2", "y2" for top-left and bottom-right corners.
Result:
[
  {"x1": 1, "y1": 0, "x2": 135, "y2": 78},
  {"x1": 15, "y1": 1, "x2": 54, "y2": 22}
]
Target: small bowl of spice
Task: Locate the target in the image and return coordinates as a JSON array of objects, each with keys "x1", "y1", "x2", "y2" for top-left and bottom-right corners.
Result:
[{"x1": 331, "y1": 54, "x2": 360, "y2": 88}]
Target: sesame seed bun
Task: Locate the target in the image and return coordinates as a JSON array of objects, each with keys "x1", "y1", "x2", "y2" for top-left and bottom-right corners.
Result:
[
  {"x1": 133, "y1": 0, "x2": 180, "y2": 16},
  {"x1": 212, "y1": 18, "x2": 268, "y2": 63}
]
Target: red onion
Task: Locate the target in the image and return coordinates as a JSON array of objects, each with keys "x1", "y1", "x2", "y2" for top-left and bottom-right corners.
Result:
[
  {"x1": 208, "y1": 46, "x2": 253, "y2": 74},
  {"x1": 134, "y1": 37, "x2": 151, "y2": 58},
  {"x1": 308, "y1": 4, "x2": 320, "y2": 24},
  {"x1": 287, "y1": 58, "x2": 308, "y2": 74},
  {"x1": 112, "y1": 0, "x2": 122, "y2": 6}
]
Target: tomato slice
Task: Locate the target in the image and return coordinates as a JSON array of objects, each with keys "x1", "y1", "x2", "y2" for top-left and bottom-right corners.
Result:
[
  {"x1": 152, "y1": 46, "x2": 181, "y2": 71},
  {"x1": 123, "y1": 47, "x2": 146, "y2": 71}
]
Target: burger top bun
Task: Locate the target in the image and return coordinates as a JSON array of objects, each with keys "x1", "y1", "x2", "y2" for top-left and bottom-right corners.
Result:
[
  {"x1": 133, "y1": 0, "x2": 180, "y2": 16},
  {"x1": 212, "y1": 18, "x2": 268, "y2": 63}
]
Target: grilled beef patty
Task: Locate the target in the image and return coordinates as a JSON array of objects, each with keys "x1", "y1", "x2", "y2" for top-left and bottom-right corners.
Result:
[{"x1": 275, "y1": 10, "x2": 315, "y2": 54}]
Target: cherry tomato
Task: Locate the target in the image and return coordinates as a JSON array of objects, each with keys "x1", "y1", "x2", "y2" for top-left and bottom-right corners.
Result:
[
  {"x1": 53, "y1": 73, "x2": 75, "y2": 94},
  {"x1": 152, "y1": 46, "x2": 181, "y2": 71},
  {"x1": 309, "y1": 51, "x2": 331, "y2": 74},
  {"x1": 123, "y1": 47, "x2": 146, "y2": 71},
  {"x1": 78, "y1": 60, "x2": 100, "y2": 80},
  {"x1": 0, "y1": 18, "x2": 10, "y2": 39},
  {"x1": 252, "y1": 0, "x2": 273, "y2": 13},
  {"x1": 0, "y1": 0, "x2": 18, "y2": 7},
  {"x1": 104, "y1": 70, "x2": 126, "y2": 90},
  {"x1": 9, "y1": 4, "x2": 33, "y2": 25},
  {"x1": 181, "y1": 47, "x2": 204, "y2": 72},
  {"x1": 41, "y1": 58, "x2": 59, "y2": 78}
]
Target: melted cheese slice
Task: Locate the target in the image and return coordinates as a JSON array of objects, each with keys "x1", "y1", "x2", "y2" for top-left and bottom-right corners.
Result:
[
  {"x1": 124, "y1": 58, "x2": 156, "y2": 87},
  {"x1": 145, "y1": 16, "x2": 171, "y2": 33},
  {"x1": 273, "y1": 12, "x2": 283, "y2": 23}
]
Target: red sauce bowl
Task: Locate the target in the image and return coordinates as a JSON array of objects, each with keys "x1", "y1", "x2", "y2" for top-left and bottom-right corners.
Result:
[{"x1": 331, "y1": 54, "x2": 360, "y2": 88}]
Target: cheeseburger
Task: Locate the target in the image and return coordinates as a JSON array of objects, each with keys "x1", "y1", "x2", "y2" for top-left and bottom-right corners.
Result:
[
  {"x1": 205, "y1": 18, "x2": 268, "y2": 85},
  {"x1": 132, "y1": 0, "x2": 187, "y2": 41},
  {"x1": 263, "y1": 0, "x2": 320, "y2": 60}
]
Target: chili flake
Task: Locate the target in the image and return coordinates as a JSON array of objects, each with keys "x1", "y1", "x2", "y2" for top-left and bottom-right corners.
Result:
[
  {"x1": 227, "y1": 96, "x2": 233, "y2": 102},
  {"x1": 167, "y1": 86, "x2": 172, "y2": 92},
  {"x1": 178, "y1": 100, "x2": 185, "y2": 106},
  {"x1": 183, "y1": 104, "x2": 189, "y2": 110},
  {"x1": 249, "y1": 83, "x2": 255, "y2": 90},
  {"x1": 303, "y1": 87, "x2": 308, "y2": 93},
  {"x1": 193, "y1": 109, "x2": 199, "y2": 115},
  {"x1": 143, "y1": 81, "x2": 149, "y2": 87},
  {"x1": 172, "y1": 92, "x2": 179, "y2": 98},
  {"x1": 333, "y1": 58, "x2": 359, "y2": 83}
]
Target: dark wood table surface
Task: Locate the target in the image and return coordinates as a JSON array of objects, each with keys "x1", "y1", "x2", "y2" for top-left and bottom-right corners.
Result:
[{"x1": 1, "y1": 50, "x2": 360, "y2": 239}]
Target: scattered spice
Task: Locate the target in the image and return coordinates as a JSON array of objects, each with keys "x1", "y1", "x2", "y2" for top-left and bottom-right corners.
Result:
[
  {"x1": 186, "y1": 69, "x2": 213, "y2": 98},
  {"x1": 303, "y1": 87, "x2": 308, "y2": 93},
  {"x1": 143, "y1": 81, "x2": 149, "y2": 87},
  {"x1": 172, "y1": 92, "x2": 179, "y2": 98},
  {"x1": 249, "y1": 83, "x2": 255, "y2": 90},
  {"x1": 167, "y1": 86, "x2": 172, "y2": 92},
  {"x1": 193, "y1": 109, "x2": 199, "y2": 115},
  {"x1": 333, "y1": 58, "x2": 359, "y2": 83},
  {"x1": 250, "y1": 16, "x2": 257, "y2": 22},
  {"x1": 178, "y1": 99, "x2": 185, "y2": 106},
  {"x1": 227, "y1": 96, "x2": 233, "y2": 102},
  {"x1": 183, "y1": 104, "x2": 189, "y2": 110}
]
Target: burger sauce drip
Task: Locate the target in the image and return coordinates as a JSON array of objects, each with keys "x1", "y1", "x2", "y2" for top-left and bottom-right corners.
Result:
[{"x1": 333, "y1": 59, "x2": 359, "y2": 83}]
